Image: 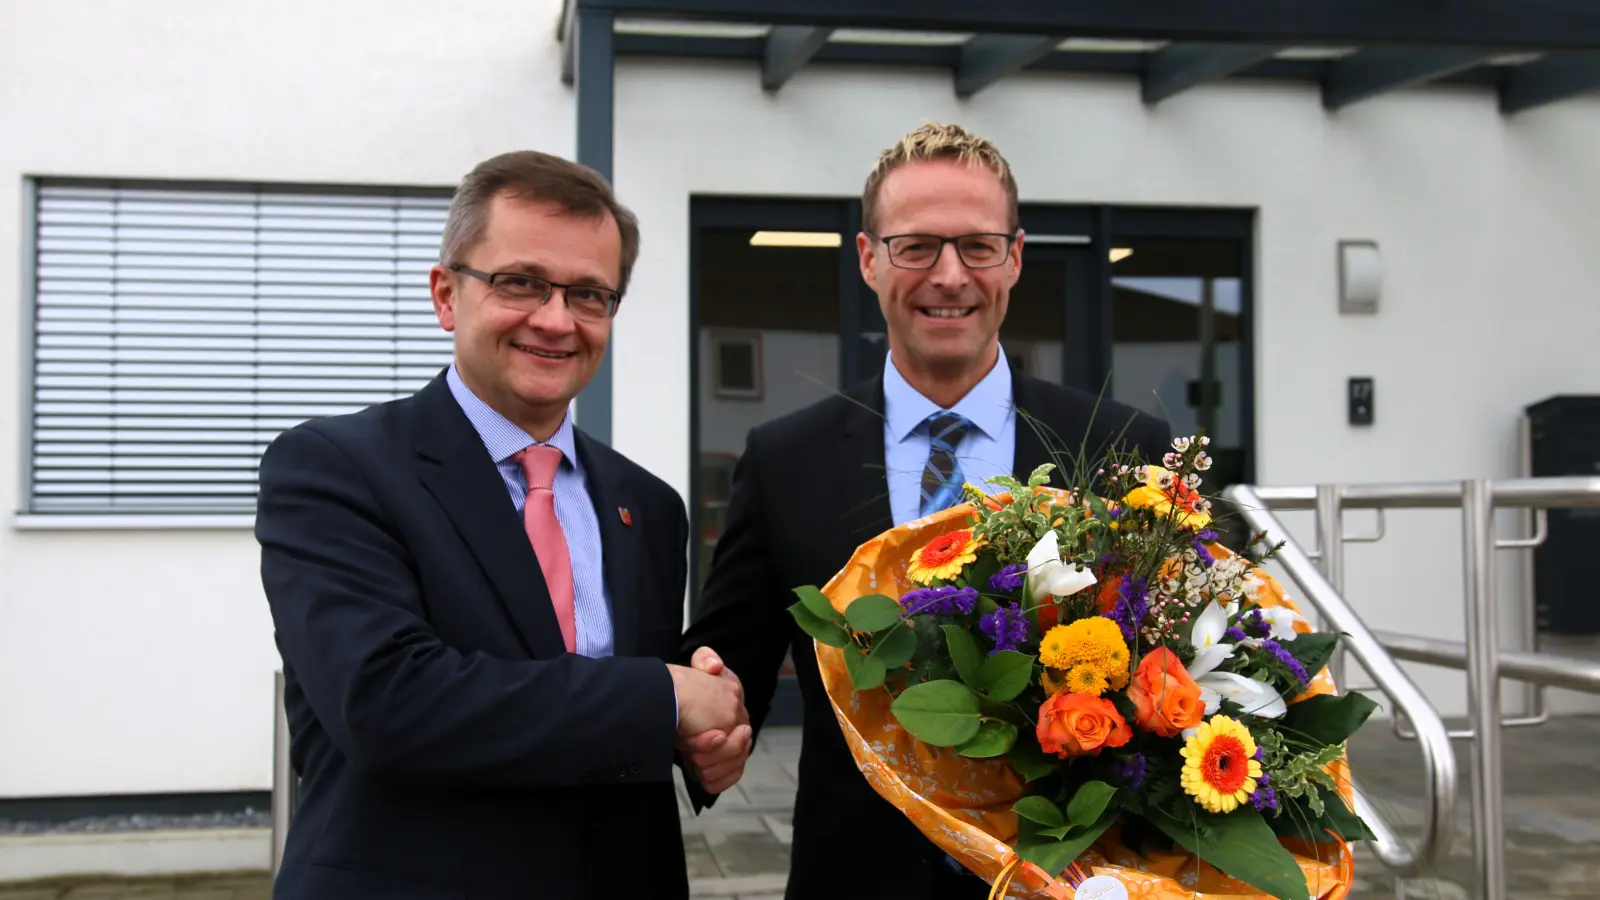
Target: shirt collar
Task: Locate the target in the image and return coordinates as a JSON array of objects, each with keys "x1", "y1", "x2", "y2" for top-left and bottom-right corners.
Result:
[
  {"x1": 445, "y1": 363, "x2": 579, "y2": 470},
  {"x1": 882, "y1": 345, "x2": 1014, "y2": 443}
]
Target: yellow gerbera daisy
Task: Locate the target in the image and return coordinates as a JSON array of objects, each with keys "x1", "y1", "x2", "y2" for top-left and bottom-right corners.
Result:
[
  {"x1": 906, "y1": 530, "x2": 984, "y2": 585},
  {"x1": 1180, "y1": 716, "x2": 1263, "y2": 814}
]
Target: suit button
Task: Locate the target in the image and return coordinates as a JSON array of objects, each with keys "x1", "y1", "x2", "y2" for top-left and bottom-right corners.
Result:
[{"x1": 628, "y1": 763, "x2": 642, "y2": 776}]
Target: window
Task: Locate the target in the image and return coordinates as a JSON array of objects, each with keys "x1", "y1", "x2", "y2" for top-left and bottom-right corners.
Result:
[
  {"x1": 25, "y1": 180, "x2": 454, "y2": 515},
  {"x1": 710, "y1": 330, "x2": 762, "y2": 400}
]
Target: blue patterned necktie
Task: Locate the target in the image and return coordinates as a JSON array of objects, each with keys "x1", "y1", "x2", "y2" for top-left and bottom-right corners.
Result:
[{"x1": 919, "y1": 412, "x2": 975, "y2": 517}]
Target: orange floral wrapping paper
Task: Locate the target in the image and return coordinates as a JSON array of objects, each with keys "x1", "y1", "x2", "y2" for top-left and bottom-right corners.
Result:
[{"x1": 814, "y1": 495, "x2": 1355, "y2": 900}]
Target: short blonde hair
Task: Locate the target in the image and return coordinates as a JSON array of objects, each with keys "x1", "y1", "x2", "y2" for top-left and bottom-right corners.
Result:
[{"x1": 860, "y1": 122, "x2": 1019, "y2": 233}]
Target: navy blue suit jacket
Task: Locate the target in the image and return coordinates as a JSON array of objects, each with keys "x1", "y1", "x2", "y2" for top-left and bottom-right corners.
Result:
[{"x1": 257, "y1": 371, "x2": 691, "y2": 900}]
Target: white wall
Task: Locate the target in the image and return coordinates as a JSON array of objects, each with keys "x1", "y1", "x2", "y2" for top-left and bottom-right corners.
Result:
[
  {"x1": 0, "y1": 0, "x2": 573, "y2": 797},
  {"x1": 614, "y1": 61, "x2": 1600, "y2": 719}
]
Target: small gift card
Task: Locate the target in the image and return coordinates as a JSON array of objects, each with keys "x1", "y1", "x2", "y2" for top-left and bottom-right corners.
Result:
[{"x1": 1073, "y1": 875, "x2": 1129, "y2": 900}]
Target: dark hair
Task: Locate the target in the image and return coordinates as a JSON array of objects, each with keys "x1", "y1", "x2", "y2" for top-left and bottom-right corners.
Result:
[{"x1": 440, "y1": 150, "x2": 641, "y2": 294}]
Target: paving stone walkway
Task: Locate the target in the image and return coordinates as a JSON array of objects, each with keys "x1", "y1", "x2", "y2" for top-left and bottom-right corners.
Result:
[{"x1": 1, "y1": 718, "x2": 1597, "y2": 899}]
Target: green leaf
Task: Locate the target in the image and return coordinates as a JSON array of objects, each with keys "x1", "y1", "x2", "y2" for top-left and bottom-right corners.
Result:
[
  {"x1": 890, "y1": 680, "x2": 982, "y2": 747},
  {"x1": 1012, "y1": 796, "x2": 1066, "y2": 828},
  {"x1": 870, "y1": 624, "x2": 920, "y2": 668},
  {"x1": 1146, "y1": 807, "x2": 1310, "y2": 900},
  {"x1": 1006, "y1": 737, "x2": 1059, "y2": 784},
  {"x1": 1280, "y1": 692, "x2": 1380, "y2": 748},
  {"x1": 957, "y1": 721, "x2": 1017, "y2": 758},
  {"x1": 845, "y1": 594, "x2": 903, "y2": 633},
  {"x1": 978, "y1": 651, "x2": 1035, "y2": 702},
  {"x1": 788, "y1": 604, "x2": 851, "y2": 648},
  {"x1": 1037, "y1": 825, "x2": 1072, "y2": 840},
  {"x1": 1066, "y1": 780, "x2": 1118, "y2": 828},
  {"x1": 1017, "y1": 812, "x2": 1116, "y2": 878},
  {"x1": 792, "y1": 585, "x2": 836, "y2": 622},
  {"x1": 1282, "y1": 632, "x2": 1339, "y2": 682},
  {"x1": 941, "y1": 625, "x2": 984, "y2": 688},
  {"x1": 1320, "y1": 788, "x2": 1377, "y2": 843},
  {"x1": 845, "y1": 646, "x2": 887, "y2": 690}
]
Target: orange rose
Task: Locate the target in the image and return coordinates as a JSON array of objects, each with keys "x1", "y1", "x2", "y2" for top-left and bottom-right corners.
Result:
[
  {"x1": 1127, "y1": 647, "x2": 1205, "y2": 737},
  {"x1": 1036, "y1": 692, "x2": 1132, "y2": 758}
]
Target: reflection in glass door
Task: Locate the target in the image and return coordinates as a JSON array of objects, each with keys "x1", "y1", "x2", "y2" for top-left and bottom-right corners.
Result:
[{"x1": 1108, "y1": 239, "x2": 1249, "y2": 542}]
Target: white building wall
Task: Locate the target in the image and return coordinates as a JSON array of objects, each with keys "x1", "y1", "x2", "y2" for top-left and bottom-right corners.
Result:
[
  {"x1": 0, "y1": 0, "x2": 573, "y2": 797},
  {"x1": 4, "y1": 7, "x2": 1599, "y2": 800},
  {"x1": 612, "y1": 61, "x2": 1600, "y2": 720}
]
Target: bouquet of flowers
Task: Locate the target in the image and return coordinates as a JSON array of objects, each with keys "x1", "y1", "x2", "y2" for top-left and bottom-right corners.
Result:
[{"x1": 787, "y1": 434, "x2": 1374, "y2": 900}]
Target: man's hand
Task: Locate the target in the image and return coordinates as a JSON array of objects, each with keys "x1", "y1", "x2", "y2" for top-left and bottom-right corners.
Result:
[{"x1": 669, "y1": 646, "x2": 752, "y2": 794}]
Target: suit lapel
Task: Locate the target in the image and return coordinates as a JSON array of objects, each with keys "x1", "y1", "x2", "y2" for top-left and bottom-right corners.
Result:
[
  {"x1": 574, "y1": 432, "x2": 644, "y2": 658},
  {"x1": 1011, "y1": 374, "x2": 1055, "y2": 481},
  {"x1": 834, "y1": 378, "x2": 895, "y2": 549},
  {"x1": 412, "y1": 375, "x2": 567, "y2": 660}
]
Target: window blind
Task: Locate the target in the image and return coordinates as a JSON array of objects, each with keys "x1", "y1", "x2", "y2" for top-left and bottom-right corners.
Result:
[{"x1": 28, "y1": 181, "x2": 455, "y2": 514}]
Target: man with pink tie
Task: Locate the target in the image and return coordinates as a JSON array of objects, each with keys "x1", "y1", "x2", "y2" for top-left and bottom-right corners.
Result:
[{"x1": 256, "y1": 150, "x2": 751, "y2": 900}]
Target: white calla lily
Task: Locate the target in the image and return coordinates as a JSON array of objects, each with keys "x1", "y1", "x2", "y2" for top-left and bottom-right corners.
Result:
[
  {"x1": 1195, "y1": 672, "x2": 1288, "y2": 719},
  {"x1": 1025, "y1": 531, "x2": 1097, "y2": 602},
  {"x1": 1257, "y1": 606, "x2": 1305, "y2": 642},
  {"x1": 1186, "y1": 600, "x2": 1235, "y2": 678}
]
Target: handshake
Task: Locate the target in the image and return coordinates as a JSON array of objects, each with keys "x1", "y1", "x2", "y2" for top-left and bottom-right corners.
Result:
[{"x1": 667, "y1": 646, "x2": 752, "y2": 794}]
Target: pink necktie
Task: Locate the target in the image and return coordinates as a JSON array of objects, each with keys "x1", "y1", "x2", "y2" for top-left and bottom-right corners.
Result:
[{"x1": 513, "y1": 445, "x2": 577, "y2": 654}]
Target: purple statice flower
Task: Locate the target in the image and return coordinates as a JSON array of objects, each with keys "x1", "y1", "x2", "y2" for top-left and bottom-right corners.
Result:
[
  {"x1": 979, "y1": 602, "x2": 1029, "y2": 655},
  {"x1": 1196, "y1": 529, "x2": 1219, "y2": 543},
  {"x1": 1226, "y1": 626, "x2": 1249, "y2": 644},
  {"x1": 1108, "y1": 577, "x2": 1150, "y2": 641},
  {"x1": 1097, "y1": 553, "x2": 1118, "y2": 569},
  {"x1": 989, "y1": 564, "x2": 1026, "y2": 594},
  {"x1": 1114, "y1": 753, "x2": 1147, "y2": 790},
  {"x1": 1251, "y1": 785, "x2": 1279, "y2": 812},
  {"x1": 1241, "y1": 608, "x2": 1271, "y2": 639},
  {"x1": 1261, "y1": 639, "x2": 1310, "y2": 686},
  {"x1": 1189, "y1": 535, "x2": 1216, "y2": 568},
  {"x1": 901, "y1": 585, "x2": 979, "y2": 618},
  {"x1": 1108, "y1": 506, "x2": 1123, "y2": 520}
]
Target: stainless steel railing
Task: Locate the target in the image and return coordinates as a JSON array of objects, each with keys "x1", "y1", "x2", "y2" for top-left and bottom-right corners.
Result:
[
  {"x1": 1224, "y1": 483, "x2": 1457, "y2": 878},
  {"x1": 1227, "y1": 474, "x2": 1600, "y2": 900},
  {"x1": 272, "y1": 669, "x2": 298, "y2": 878}
]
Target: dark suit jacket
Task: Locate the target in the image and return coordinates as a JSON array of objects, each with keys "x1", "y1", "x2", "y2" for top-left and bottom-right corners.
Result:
[
  {"x1": 257, "y1": 371, "x2": 692, "y2": 900},
  {"x1": 682, "y1": 369, "x2": 1172, "y2": 900}
]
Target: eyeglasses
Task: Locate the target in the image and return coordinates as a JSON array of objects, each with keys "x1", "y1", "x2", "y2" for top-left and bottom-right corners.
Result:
[
  {"x1": 448, "y1": 264, "x2": 622, "y2": 320},
  {"x1": 866, "y1": 232, "x2": 1017, "y2": 270}
]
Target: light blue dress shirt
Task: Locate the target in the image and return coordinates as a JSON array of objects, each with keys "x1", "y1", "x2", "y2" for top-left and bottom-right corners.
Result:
[
  {"x1": 446, "y1": 364, "x2": 613, "y2": 658},
  {"x1": 882, "y1": 346, "x2": 1017, "y2": 527}
]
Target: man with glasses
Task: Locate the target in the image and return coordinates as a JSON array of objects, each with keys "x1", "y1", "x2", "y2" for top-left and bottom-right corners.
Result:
[
  {"x1": 256, "y1": 150, "x2": 751, "y2": 900},
  {"x1": 682, "y1": 123, "x2": 1172, "y2": 899}
]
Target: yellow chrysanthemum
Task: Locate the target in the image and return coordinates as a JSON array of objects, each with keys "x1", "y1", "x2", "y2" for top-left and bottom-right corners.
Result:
[
  {"x1": 1123, "y1": 465, "x2": 1212, "y2": 530},
  {"x1": 1038, "y1": 617, "x2": 1128, "y2": 695},
  {"x1": 1180, "y1": 716, "x2": 1263, "y2": 814},
  {"x1": 1065, "y1": 664, "x2": 1109, "y2": 697},
  {"x1": 905, "y1": 530, "x2": 984, "y2": 585}
]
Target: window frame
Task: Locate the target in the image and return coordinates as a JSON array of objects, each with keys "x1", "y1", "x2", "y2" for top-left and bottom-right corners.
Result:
[{"x1": 14, "y1": 175, "x2": 456, "y2": 529}]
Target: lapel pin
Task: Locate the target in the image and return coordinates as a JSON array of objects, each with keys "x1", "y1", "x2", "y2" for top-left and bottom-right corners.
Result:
[{"x1": 618, "y1": 507, "x2": 632, "y2": 526}]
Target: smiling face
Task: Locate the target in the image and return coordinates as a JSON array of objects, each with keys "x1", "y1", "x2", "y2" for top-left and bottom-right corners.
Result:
[
  {"x1": 429, "y1": 192, "x2": 621, "y2": 440},
  {"x1": 858, "y1": 157, "x2": 1022, "y2": 388}
]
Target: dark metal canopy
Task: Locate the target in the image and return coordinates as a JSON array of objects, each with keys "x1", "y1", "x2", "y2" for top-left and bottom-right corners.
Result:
[{"x1": 556, "y1": 0, "x2": 1600, "y2": 444}]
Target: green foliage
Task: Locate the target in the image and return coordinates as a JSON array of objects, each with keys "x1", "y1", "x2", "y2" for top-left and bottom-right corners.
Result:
[
  {"x1": 889, "y1": 680, "x2": 982, "y2": 747},
  {"x1": 844, "y1": 594, "x2": 903, "y2": 633},
  {"x1": 1146, "y1": 806, "x2": 1311, "y2": 900}
]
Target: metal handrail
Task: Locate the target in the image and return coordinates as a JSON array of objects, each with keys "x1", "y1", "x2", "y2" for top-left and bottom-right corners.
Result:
[
  {"x1": 272, "y1": 670, "x2": 298, "y2": 878},
  {"x1": 1230, "y1": 474, "x2": 1600, "y2": 900},
  {"x1": 1223, "y1": 484, "x2": 1458, "y2": 878}
]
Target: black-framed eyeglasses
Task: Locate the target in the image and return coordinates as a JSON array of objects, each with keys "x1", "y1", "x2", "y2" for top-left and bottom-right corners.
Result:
[
  {"x1": 865, "y1": 232, "x2": 1018, "y2": 270},
  {"x1": 448, "y1": 264, "x2": 622, "y2": 320}
]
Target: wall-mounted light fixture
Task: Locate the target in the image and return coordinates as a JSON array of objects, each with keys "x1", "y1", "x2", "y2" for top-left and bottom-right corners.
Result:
[{"x1": 1338, "y1": 239, "x2": 1381, "y2": 315}]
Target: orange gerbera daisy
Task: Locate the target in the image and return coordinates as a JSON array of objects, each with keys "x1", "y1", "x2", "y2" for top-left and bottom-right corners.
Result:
[
  {"x1": 1180, "y1": 716, "x2": 1262, "y2": 814},
  {"x1": 906, "y1": 530, "x2": 984, "y2": 585}
]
